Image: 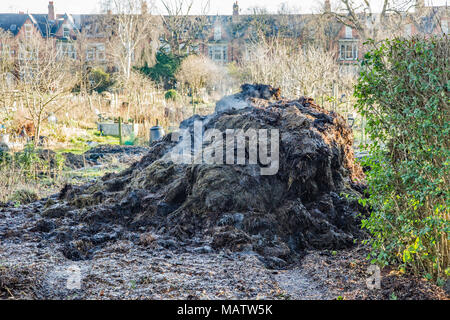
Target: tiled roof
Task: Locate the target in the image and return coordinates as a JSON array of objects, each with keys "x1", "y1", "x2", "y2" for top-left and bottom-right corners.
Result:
[
  {"x1": 0, "y1": 12, "x2": 78, "y2": 38},
  {"x1": 0, "y1": 13, "x2": 30, "y2": 36}
]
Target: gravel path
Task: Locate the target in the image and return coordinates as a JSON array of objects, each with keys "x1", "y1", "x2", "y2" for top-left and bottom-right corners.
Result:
[{"x1": 274, "y1": 268, "x2": 332, "y2": 300}]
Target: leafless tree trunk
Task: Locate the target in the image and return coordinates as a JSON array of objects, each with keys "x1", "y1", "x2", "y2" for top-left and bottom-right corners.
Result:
[
  {"x1": 15, "y1": 36, "x2": 78, "y2": 146},
  {"x1": 322, "y1": 0, "x2": 417, "y2": 40},
  {"x1": 159, "y1": 0, "x2": 210, "y2": 55},
  {"x1": 101, "y1": 0, "x2": 162, "y2": 81},
  {"x1": 239, "y1": 37, "x2": 354, "y2": 101}
]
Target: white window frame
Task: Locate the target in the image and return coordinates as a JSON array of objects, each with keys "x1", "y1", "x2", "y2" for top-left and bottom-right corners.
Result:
[
  {"x1": 208, "y1": 45, "x2": 227, "y2": 63},
  {"x1": 86, "y1": 46, "x2": 95, "y2": 61},
  {"x1": 339, "y1": 40, "x2": 358, "y2": 61},
  {"x1": 214, "y1": 25, "x2": 222, "y2": 41},
  {"x1": 345, "y1": 26, "x2": 352, "y2": 39},
  {"x1": 24, "y1": 23, "x2": 32, "y2": 39},
  {"x1": 57, "y1": 42, "x2": 76, "y2": 59},
  {"x1": 19, "y1": 65, "x2": 33, "y2": 82},
  {"x1": 0, "y1": 44, "x2": 11, "y2": 58},
  {"x1": 405, "y1": 24, "x2": 412, "y2": 37},
  {"x1": 442, "y1": 20, "x2": 448, "y2": 35},
  {"x1": 96, "y1": 43, "x2": 105, "y2": 61},
  {"x1": 86, "y1": 43, "x2": 106, "y2": 62},
  {"x1": 62, "y1": 24, "x2": 70, "y2": 38},
  {"x1": 18, "y1": 43, "x2": 38, "y2": 61}
]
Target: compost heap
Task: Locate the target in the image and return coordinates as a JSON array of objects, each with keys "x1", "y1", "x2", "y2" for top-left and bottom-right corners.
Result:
[{"x1": 35, "y1": 84, "x2": 366, "y2": 267}]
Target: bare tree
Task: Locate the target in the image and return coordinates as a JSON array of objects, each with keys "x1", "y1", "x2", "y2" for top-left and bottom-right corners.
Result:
[
  {"x1": 323, "y1": 0, "x2": 417, "y2": 40},
  {"x1": 239, "y1": 37, "x2": 354, "y2": 100},
  {"x1": 175, "y1": 54, "x2": 219, "y2": 111},
  {"x1": 0, "y1": 29, "x2": 15, "y2": 95},
  {"x1": 0, "y1": 29, "x2": 17, "y2": 133},
  {"x1": 15, "y1": 36, "x2": 78, "y2": 145},
  {"x1": 159, "y1": 0, "x2": 210, "y2": 55},
  {"x1": 101, "y1": 0, "x2": 162, "y2": 80}
]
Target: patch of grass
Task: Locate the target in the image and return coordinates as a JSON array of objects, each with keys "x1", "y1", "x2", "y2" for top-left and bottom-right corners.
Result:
[
  {"x1": 8, "y1": 188, "x2": 39, "y2": 205},
  {"x1": 64, "y1": 165, "x2": 126, "y2": 185},
  {"x1": 55, "y1": 129, "x2": 120, "y2": 155}
]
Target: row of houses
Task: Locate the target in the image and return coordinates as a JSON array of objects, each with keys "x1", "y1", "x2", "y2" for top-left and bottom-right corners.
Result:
[{"x1": 0, "y1": 1, "x2": 448, "y2": 77}]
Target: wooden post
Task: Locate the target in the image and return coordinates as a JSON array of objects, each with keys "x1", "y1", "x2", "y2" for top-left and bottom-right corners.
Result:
[
  {"x1": 118, "y1": 116, "x2": 123, "y2": 145},
  {"x1": 331, "y1": 81, "x2": 337, "y2": 111}
]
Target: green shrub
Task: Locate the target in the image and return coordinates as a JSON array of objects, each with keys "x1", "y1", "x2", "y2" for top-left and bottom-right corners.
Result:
[
  {"x1": 355, "y1": 37, "x2": 449, "y2": 279},
  {"x1": 137, "y1": 51, "x2": 185, "y2": 89},
  {"x1": 164, "y1": 89, "x2": 178, "y2": 101},
  {"x1": 89, "y1": 68, "x2": 115, "y2": 93}
]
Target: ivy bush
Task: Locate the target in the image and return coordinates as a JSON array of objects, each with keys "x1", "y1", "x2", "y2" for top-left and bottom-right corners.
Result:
[
  {"x1": 138, "y1": 51, "x2": 185, "y2": 89},
  {"x1": 164, "y1": 89, "x2": 178, "y2": 101},
  {"x1": 355, "y1": 37, "x2": 449, "y2": 279}
]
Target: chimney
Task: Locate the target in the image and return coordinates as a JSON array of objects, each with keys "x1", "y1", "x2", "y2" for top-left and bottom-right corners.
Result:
[
  {"x1": 324, "y1": 0, "x2": 331, "y2": 12},
  {"x1": 415, "y1": 0, "x2": 425, "y2": 14},
  {"x1": 48, "y1": 1, "x2": 55, "y2": 21},
  {"x1": 141, "y1": 0, "x2": 148, "y2": 15},
  {"x1": 233, "y1": 1, "x2": 239, "y2": 16},
  {"x1": 19, "y1": 11, "x2": 24, "y2": 15}
]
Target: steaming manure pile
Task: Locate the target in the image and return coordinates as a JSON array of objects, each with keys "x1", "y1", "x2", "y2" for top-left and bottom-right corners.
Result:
[{"x1": 2, "y1": 84, "x2": 366, "y2": 268}]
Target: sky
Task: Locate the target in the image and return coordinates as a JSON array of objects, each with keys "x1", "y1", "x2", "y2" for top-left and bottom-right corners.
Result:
[{"x1": 0, "y1": 0, "x2": 447, "y2": 15}]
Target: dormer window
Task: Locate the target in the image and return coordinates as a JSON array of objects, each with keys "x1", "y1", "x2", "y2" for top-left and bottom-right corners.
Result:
[
  {"x1": 63, "y1": 24, "x2": 70, "y2": 38},
  {"x1": 345, "y1": 26, "x2": 352, "y2": 39},
  {"x1": 214, "y1": 25, "x2": 222, "y2": 41},
  {"x1": 24, "y1": 23, "x2": 32, "y2": 39},
  {"x1": 10, "y1": 24, "x2": 16, "y2": 32},
  {"x1": 404, "y1": 24, "x2": 412, "y2": 37},
  {"x1": 442, "y1": 20, "x2": 448, "y2": 35}
]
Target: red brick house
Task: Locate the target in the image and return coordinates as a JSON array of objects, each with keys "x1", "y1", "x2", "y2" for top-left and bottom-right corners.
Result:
[{"x1": 0, "y1": 1, "x2": 448, "y2": 77}]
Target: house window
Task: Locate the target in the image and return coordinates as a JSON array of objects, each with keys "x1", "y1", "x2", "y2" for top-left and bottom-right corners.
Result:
[
  {"x1": 19, "y1": 44, "x2": 38, "y2": 61},
  {"x1": 188, "y1": 45, "x2": 199, "y2": 54},
  {"x1": 57, "y1": 42, "x2": 76, "y2": 59},
  {"x1": 63, "y1": 24, "x2": 70, "y2": 38},
  {"x1": 86, "y1": 46, "x2": 95, "y2": 61},
  {"x1": 339, "y1": 41, "x2": 358, "y2": 61},
  {"x1": 405, "y1": 24, "x2": 412, "y2": 37},
  {"x1": 214, "y1": 25, "x2": 222, "y2": 41},
  {"x1": 339, "y1": 64, "x2": 359, "y2": 76},
  {"x1": 208, "y1": 45, "x2": 227, "y2": 63},
  {"x1": 442, "y1": 20, "x2": 448, "y2": 35},
  {"x1": 0, "y1": 44, "x2": 11, "y2": 58},
  {"x1": 19, "y1": 65, "x2": 33, "y2": 82},
  {"x1": 24, "y1": 23, "x2": 32, "y2": 39},
  {"x1": 96, "y1": 43, "x2": 105, "y2": 61},
  {"x1": 86, "y1": 43, "x2": 106, "y2": 62},
  {"x1": 345, "y1": 26, "x2": 352, "y2": 38}
]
